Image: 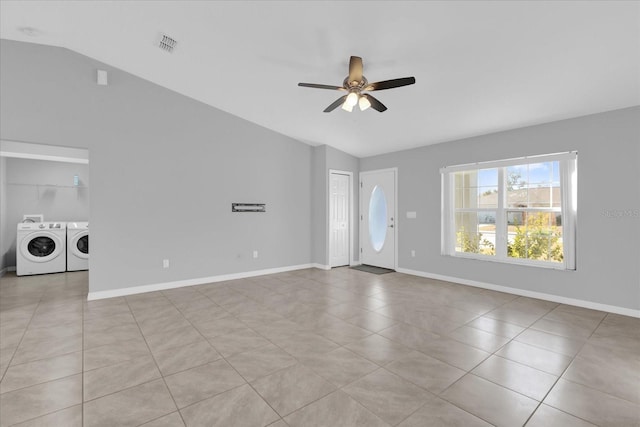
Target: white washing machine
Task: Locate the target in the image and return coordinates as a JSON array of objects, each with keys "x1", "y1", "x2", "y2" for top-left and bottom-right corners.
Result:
[
  {"x1": 16, "y1": 222, "x2": 67, "y2": 276},
  {"x1": 66, "y1": 222, "x2": 89, "y2": 271}
]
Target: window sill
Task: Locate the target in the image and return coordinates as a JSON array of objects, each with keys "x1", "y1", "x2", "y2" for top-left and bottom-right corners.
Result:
[{"x1": 444, "y1": 253, "x2": 575, "y2": 271}]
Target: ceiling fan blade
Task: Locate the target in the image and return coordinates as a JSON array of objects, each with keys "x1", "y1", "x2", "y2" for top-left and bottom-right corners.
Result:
[
  {"x1": 348, "y1": 56, "x2": 363, "y2": 83},
  {"x1": 365, "y1": 77, "x2": 416, "y2": 91},
  {"x1": 363, "y1": 94, "x2": 387, "y2": 112},
  {"x1": 323, "y1": 95, "x2": 348, "y2": 112},
  {"x1": 298, "y1": 83, "x2": 345, "y2": 91}
]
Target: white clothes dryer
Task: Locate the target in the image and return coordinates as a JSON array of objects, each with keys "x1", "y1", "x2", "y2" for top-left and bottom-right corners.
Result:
[
  {"x1": 17, "y1": 222, "x2": 67, "y2": 276},
  {"x1": 66, "y1": 222, "x2": 89, "y2": 271}
]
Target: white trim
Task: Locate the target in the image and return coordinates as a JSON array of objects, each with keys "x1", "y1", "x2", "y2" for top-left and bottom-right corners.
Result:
[
  {"x1": 396, "y1": 267, "x2": 640, "y2": 318},
  {"x1": 328, "y1": 169, "x2": 354, "y2": 268},
  {"x1": 0, "y1": 152, "x2": 89, "y2": 164},
  {"x1": 394, "y1": 168, "x2": 398, "y2": 271},
  {"x1": 441, "y1": 173, "x2": 454, "y2": 255},
  {"x1": 87, "y1": 264, "x2": 315, "y2": 301},
  {"x1": 0, "y1": 266, "x2": 16, "y2": 277},
  {"x1": 312, "y1": 263, "x2": 331, "y2": 271},
  {"x1": 360, "y1": 168, "x2": 399, "y2": 176},
  {"x1": 562, "y1": 155, "x2": 578, "y2": 270},
  {"x1": 447, "y1": 253, "x2": 570, "y2": 270},
  {"x1": 0, "y1": 139, "x2": 89, "y2": 164},
  {"x1": 440, "y1": 151, "x2": 577, "y2": 173}
]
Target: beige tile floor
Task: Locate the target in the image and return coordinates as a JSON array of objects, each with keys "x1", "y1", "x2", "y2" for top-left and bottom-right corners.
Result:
[{"x1": 0, "y1": 268, "x2": 638, "y2": 426}]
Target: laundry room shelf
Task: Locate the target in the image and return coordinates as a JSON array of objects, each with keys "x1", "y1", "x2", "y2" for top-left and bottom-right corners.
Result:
[{"x1": 8, "y1": 183, "x2": 89, "y2": 200}]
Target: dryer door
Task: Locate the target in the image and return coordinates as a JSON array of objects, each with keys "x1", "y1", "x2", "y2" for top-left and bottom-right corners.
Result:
[
  {"x1": 20, "y1": 232, "x2": 64, "y2": 262},
  {"x1": 71, "y1": 231, "x2": 89, "y2": 259}
]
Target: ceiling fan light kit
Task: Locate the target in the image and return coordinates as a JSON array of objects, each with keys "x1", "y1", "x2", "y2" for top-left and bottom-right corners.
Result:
[
  {"x1": 358, "y1": 96, "x2": 371, "y2": 111},
  {"x1": 341, "y1": 101, "x2": 354, "y2": 112},
  {"x1": 298, "y1": 56, "x2": 416, "y2": 113}
]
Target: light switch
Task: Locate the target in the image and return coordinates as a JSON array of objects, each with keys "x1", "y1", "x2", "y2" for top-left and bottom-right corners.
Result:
[
  {"x1": 406, "y1": 211, "x2": 417, "y2": 219},
  {"x1": 97, "y1": 69, "x2": 108, "y2": 86}
]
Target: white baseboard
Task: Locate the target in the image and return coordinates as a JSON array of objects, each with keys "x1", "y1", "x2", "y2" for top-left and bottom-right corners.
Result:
[
  {"x1": 349, "y1": 261, "x2": 362, "y2": 267},
  {"x1": 396, "y1": 268, "x2": 640, "y2": 318},
  {"x1": 87, "y1": 263, "x2": 315, "y2": 301},
  {"x1": 0, "y1": 266, "x2": 16, "y2": 277}
]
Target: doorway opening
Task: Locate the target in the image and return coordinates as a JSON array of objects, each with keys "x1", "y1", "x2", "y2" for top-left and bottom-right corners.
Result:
[{"x1": 0, "y1": 140, "x2": 90, "y2": 276}]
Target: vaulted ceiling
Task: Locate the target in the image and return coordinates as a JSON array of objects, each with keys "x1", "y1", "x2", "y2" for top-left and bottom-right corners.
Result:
[{"x1": 1, "y1": 1, "x2": 638, "y2": 157}]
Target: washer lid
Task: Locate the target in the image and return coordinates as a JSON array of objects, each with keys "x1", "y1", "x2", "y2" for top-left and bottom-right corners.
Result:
[{"x1": 67, "y1": 222, "x2": 88, "y2": 230}]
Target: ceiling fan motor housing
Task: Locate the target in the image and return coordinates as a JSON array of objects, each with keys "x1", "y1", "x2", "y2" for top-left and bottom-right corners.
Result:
[{"x1": 344, "y1": 76, "x2": 368, "y2": 91}]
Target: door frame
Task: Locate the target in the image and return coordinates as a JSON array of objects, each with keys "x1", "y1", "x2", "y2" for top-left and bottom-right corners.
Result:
[
  {"x1": 359, "y1": 168, "x2": 398, "y2": 270},
  {"x1": 328, "y1": 169, "x2": 354, "y2": 268}
]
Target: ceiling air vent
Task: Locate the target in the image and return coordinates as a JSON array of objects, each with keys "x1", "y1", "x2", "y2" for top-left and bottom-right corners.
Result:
[{"x1": 158, "y1": 34, "x2": 177, "y2": 53}]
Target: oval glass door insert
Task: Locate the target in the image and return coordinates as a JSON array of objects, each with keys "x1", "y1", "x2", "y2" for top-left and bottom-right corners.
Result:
[{"x1": 368, "y1": 185, "x2": 387, "y2": 252}]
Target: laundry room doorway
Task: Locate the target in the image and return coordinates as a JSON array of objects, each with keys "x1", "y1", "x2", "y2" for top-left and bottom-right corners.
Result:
[{"x1": 0, "y1": 140, "x2": 90, "y2": 277}]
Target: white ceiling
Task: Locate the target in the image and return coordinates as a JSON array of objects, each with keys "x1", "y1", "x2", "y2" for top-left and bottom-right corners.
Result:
[{"x1": 1, "y1": 1, "x2": 638, "y2": 157}]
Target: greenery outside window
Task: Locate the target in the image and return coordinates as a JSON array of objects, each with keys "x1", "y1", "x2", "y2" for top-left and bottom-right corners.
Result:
[{"x1": 441, "y1": 152, "x2": 577, "y2": 270}]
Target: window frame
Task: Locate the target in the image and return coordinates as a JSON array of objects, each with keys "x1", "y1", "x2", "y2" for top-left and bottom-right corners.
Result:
[{"x1": 441, "y1": 152, "x2": 577, "y2": 270}]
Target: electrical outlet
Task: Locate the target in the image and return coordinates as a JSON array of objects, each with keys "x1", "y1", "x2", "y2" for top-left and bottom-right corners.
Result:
[
  {"x1": 411, "y1": 250, "x2": 416, "y2": 257},
  {"x1": 163, "y1": 259, "x2": 170, "y2": 268},
  {"x1": 253, "y1": 250, "x2": 258, "y2": 259}
]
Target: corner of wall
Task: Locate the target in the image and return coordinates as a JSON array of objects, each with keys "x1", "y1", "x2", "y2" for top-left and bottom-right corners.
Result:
[
  {"x1": 0, "y1": 156, "x2": 7, "y2": 271},
  {"x1": 311, "y1": 145, "x2": 328, "y2": 265}
]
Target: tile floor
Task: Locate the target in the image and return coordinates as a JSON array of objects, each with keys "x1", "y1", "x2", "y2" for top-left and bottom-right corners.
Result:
[{"x1": 0, "y1": 268, "x2": 638, "y2": 426}]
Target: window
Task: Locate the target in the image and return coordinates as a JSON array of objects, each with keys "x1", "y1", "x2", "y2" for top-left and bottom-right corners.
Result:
[
  {"x1": 368, "y1": 185, "x2": 388, "y2": 252},
  {"x1": 441, "y1": 152, "x2": 577, "y2": 270}
]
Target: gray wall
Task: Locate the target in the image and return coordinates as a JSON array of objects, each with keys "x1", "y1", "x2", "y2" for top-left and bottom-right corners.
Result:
[
  {"x1": 310, "y1": 145, "x2": 360, "y2": 266},
  {"x1": 0, "y1": 156, "x2": 7, "y2": 271},
  {"x1": 310, "y1": 145, "x2": 327, "y2": 266},
  {"x1": 361, "y1": 107, "x2": 640, "y2": 310},
  {"x1": 1, "y1": 158, "x2": 90, "y2": 269},
  {"x1": 1, "y1": 40, "x2": 311, "y2": 293}
]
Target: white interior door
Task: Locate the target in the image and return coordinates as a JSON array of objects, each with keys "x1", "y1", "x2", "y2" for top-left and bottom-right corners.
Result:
[
  {"x1": 360, "y1": 169, "x2": 396, "y2": 269},
  {"x1": 330, "y1": 172, "x2": 350, "y2": 267}
]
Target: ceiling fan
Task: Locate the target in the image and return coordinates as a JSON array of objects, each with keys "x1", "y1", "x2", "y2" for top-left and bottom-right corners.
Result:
[{"x1": 298, "y1": 56, "x2": 416, "y2": 113}]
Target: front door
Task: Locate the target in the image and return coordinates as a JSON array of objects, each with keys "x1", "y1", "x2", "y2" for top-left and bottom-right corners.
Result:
[
  {"x1": 330, "y1": 172, "x2": 350, "y2": 267},
  {"x1": 360, "y1": 169, "x2": 396, "y2": 269}
]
